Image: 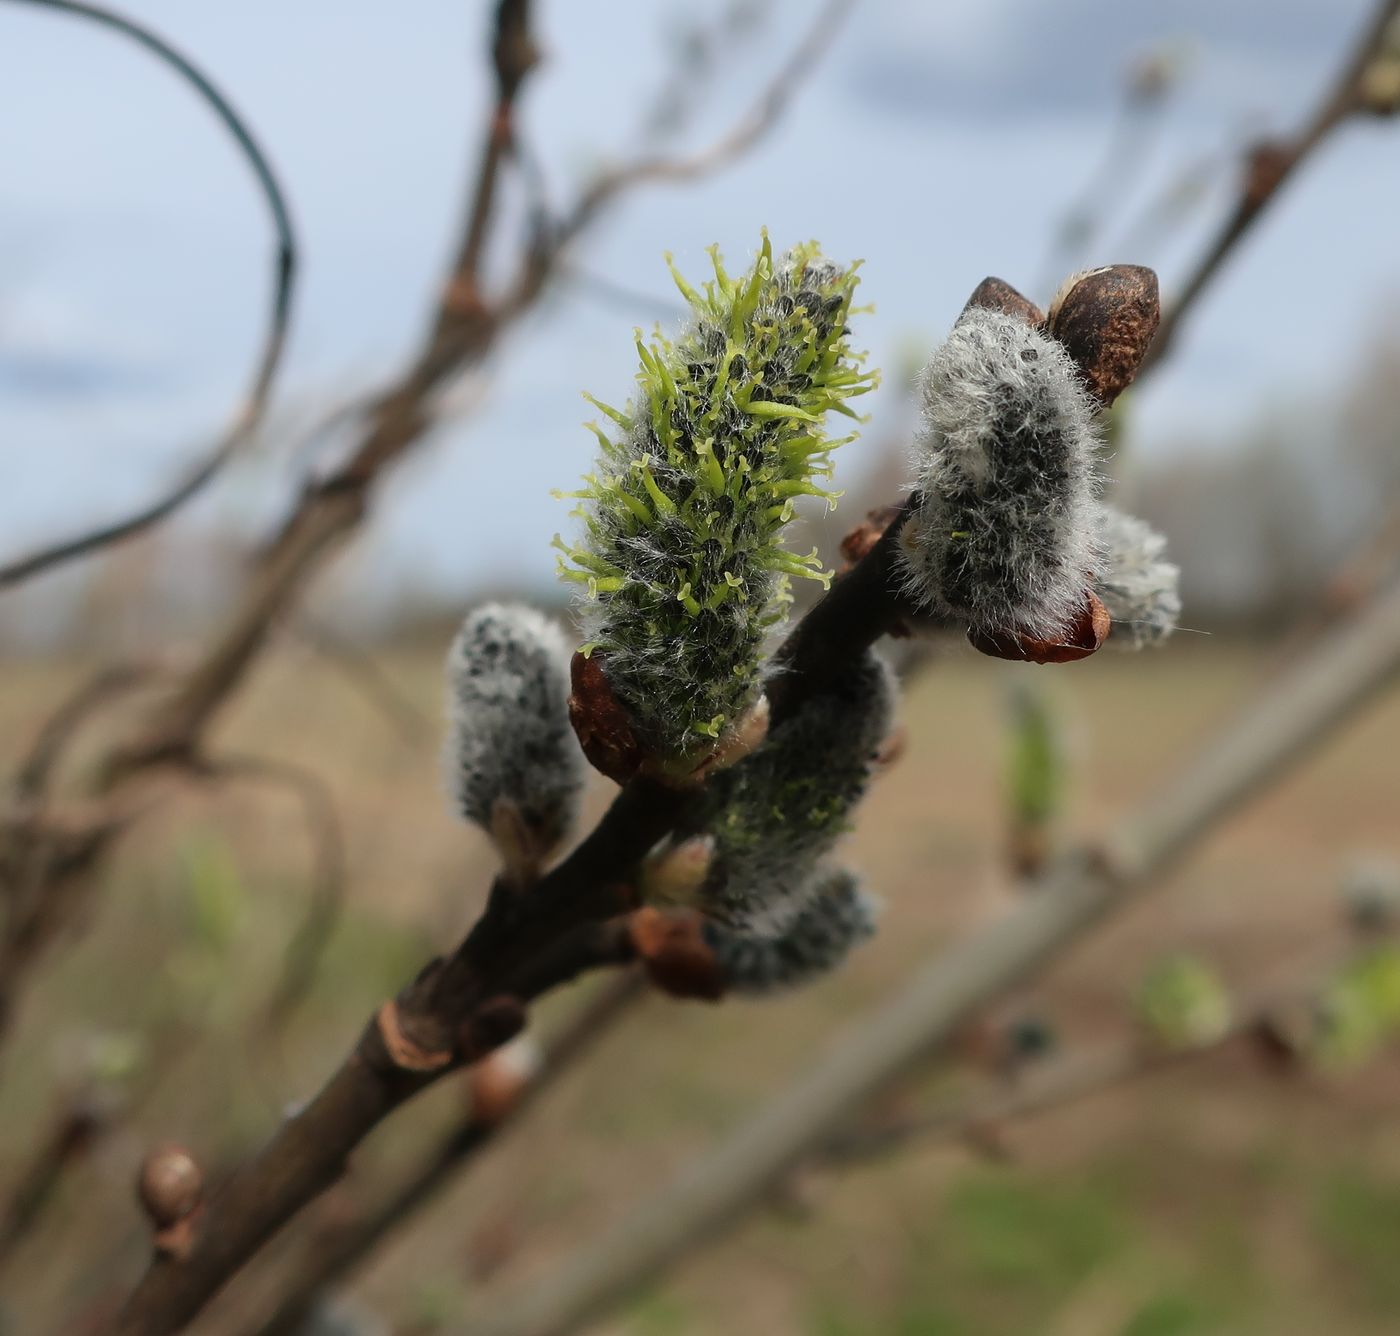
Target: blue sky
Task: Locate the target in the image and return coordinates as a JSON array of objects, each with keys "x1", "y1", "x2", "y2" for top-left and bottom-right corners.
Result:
[{"x1": 3, "y1": 0, "x2": 1398, "y2": 618}]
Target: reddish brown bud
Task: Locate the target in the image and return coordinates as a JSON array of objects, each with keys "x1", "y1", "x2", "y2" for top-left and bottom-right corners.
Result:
[
  {"x1": 1242, "y1": 141, "x2": 1292, "y2": 209},
  {"x1": 568, "y1": 651, "x2": 767, "y2": 787},
  {"x1": 968, "y1": 592, "x2": 1111, "y2": 664},
  {"x1": 138, "y1": 1144, "x2": 203, "y2": 1258},
  {"x1": 628, "y1": 907, "x2": 724, "y2": 1001},
  {"x1": 467, "y1": 1037, "x2": 541, "y2": 1126},
  {"x1": 1047, "y1": 265, "x2": 1160, "y2": 407},
  {"x1": 568, "y1": 651, "x2": 647, "y2": 785},
  {"x1": 961, "y1": 276, "x2": 1046, "y2": 329}
]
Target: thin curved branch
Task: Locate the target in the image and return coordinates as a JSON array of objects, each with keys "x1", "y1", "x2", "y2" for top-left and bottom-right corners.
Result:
[
  {"x1": 11, "y1": 662, "x2": 160, "y2": 800},
  {"x1": 0, "y1": 0, "x2": 297, "y2": 589}
]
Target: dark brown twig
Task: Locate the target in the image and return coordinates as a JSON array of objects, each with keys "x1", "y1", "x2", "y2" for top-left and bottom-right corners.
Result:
[
  {"x1": 254, "y1": 973, "x2": 644, "y2": 1336},
  {"x1": 0, "y1": 0, "x2": 297, "y2": 588},
  {"x1": 11, "y1": 662, "x2": 159, "y2": 801}
]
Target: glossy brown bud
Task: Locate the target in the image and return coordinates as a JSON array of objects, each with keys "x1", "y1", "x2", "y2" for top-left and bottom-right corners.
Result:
[{"x1": 1047, "y1": 265, "x2": 1160, "y2": 406}]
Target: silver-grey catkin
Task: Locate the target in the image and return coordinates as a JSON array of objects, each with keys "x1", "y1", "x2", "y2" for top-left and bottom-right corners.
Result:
[
  {"x1": 703, "y1": 867, "x2": 878, "y2": 994},
  {"x1": 443, "y1": 603, "x2": 586, "y2": 853},
  {"x1": 693, "y1": 649, "x2": 897, "y2": 936},
  {"x1": 1094, "y1": 505, "x2": 1180, "y2": 649},
  {"x1": 898, "y1": 307, "x2": 1104, "y2": 638}
]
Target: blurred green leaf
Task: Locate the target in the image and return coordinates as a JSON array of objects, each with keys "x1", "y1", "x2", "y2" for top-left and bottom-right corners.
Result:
[
  {"x1": 1136, "y1": 955, "x2": 1232, "y2": 1050},
  {"x1": 179, "y1": 833, "x2": 246, "y2": 955}
]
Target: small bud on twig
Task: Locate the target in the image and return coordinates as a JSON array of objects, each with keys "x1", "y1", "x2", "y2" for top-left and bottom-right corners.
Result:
[
  {"x1": 968, "y1": 592, "x2": 1111, "y2": 664},
  {"x1": 467, "y1": 1035, "x2": 543, "y2": 1126},
  {"x1": 1046, "y1": 264, "x2": 1160, "y2": 408},
  {"x1": 639, "y1": 834, "x2": 715, "y2": 908},
  {"x1": 1135, "y1": 954, "x2": 1232, "y2": 1050},
  {"x1": 961, "y1": 276, "x2": 1046, "y2": 328},
  {"x1": 569, "y1": 653, "x2": 769, "y2": 786},
  {"x1": 137, "y1": 1144, "x2": 203, "y2": 1260},
  {"x1": 629, "y1": 907, "x2": 725, "y2": 1000}
]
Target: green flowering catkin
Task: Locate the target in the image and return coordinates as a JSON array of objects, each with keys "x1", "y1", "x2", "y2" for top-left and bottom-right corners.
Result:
[
  {"x1": 556, "y1": 234, "x2": 875, "y2": 762},
  {"x1": 689, "y1": 649, "x2": 896, "y2": 936}
]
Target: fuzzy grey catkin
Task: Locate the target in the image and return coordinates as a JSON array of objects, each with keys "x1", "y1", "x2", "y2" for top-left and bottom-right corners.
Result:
[
  {"x1": 689, "y1": 648, "x2": 896, "y2": 936},
  {"x1": 443, "y1": 603, "x2": 585, "y2": 854},
  {"x1": 898, "y1": 307, "x2": 1104, "y2": 639},
  {"x1": 1094, "y1": 505, "x2": 1180, "y2": 649},
  {"x1": 704, "y1": 867, "x2": 878, "y2": 994}
]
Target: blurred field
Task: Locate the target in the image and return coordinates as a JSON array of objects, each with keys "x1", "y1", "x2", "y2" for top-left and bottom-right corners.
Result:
[{"x1": 2, "y1": 632, "x2": 1399, "y2": 1335}]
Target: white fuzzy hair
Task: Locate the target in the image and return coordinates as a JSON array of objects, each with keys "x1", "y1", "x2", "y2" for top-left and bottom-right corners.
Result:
[
  {"x1": 1094, "y1": 505, "x2": 1180, "y2": 649},
  {"x1": 898, "y1": 307, "x2": 1104, "y2": 639},
  {"x1": 704, "y1": 867, "x2": 879, "y2": 995},
  {"x1": 443, "y1": 602, "x2": 585, "y2": 852}
]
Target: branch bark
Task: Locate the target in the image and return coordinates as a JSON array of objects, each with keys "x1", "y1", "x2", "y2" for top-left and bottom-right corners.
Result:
[{"x1": 254, "y1": 973, "x2": 643, "y2": 1336}]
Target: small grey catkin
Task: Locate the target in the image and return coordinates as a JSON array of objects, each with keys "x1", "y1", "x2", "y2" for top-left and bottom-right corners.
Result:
[
  {"x1": 898, "y1": 307, "x2": 1104, "y2": 639},
  {"x1": 1094, "y1": 505, "x2": 1180, "y2": 649},
  {"x1": 443, "y1": 603, "x2": 585, "y2": 855},
  {"x1": 691, "y1": 649, "x2": 896, "y2": 936},
  {"x1": 703, "y1": 867, "x2": 878, "y2": 995}
]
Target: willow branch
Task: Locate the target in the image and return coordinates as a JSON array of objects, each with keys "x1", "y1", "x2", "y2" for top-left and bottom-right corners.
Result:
[
  {"x1": 0, "y1": 0, "x2": 298, "y2": 589},
  {"x1": 103, "y1": 489, "x2": 924, "y2": 1336},
  {"x1": 254, "y1": 973, "x2": 644, "y2": 1336},
  {"x1": 1143, "y1": 0, "x2": 1400, "y2": 372},
  {"x1": 458, "y1": 573, "x2": 1400, "y2": 1336},
  {"x1": 10, "y1": 662, "x2": 160, "y2": 801}
]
